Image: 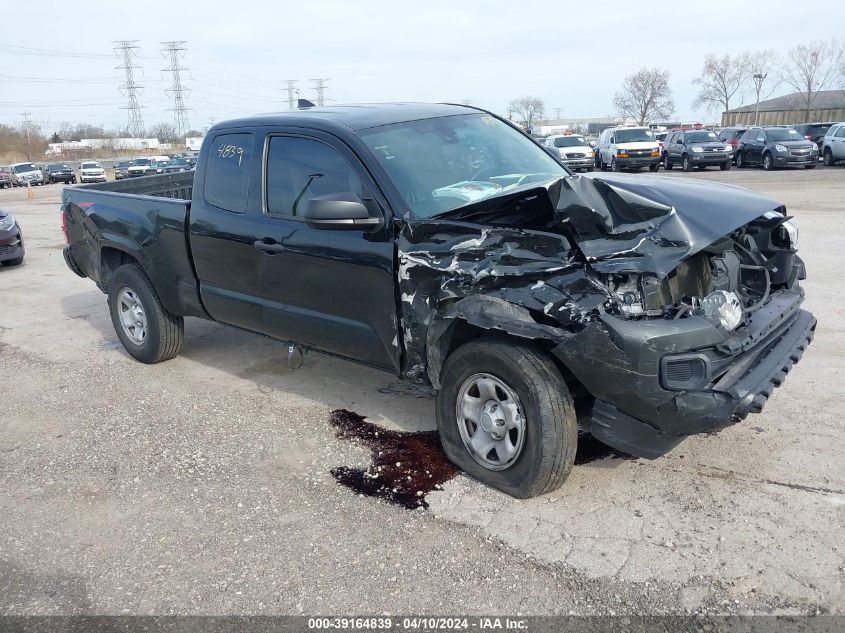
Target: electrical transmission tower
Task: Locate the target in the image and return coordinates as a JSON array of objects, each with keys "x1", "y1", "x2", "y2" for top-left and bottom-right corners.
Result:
[
  {"x1": 161, "y1": 41, "x2": 191, "y2": 137},
  {"x1": 114, "y1": 40, "x2": 145, "y2": 137},
  {"x1": 310, "y1": 78, "x2": 329, "y2": 106},
  {"x1": 282, "y1": 80, "x2": 298, "y2": 110}
]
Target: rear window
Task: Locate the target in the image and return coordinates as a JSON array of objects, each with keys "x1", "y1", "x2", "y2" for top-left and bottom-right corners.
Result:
[
  {"x1": 204, "y1": 132, "x2": 254, "y2": 213},
  {"x1": 808, "y1": 124, "x2": 831, "y2": 138}
]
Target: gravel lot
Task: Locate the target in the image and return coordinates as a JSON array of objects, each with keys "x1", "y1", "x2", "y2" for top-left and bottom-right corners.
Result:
[{"x1": 0, "y1": 165, "x2": 843, "y2": 616}]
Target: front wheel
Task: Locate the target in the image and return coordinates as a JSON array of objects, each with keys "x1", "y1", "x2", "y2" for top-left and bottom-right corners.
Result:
[
  {"x1": 107, "y1": 263, "x2": 184, "y2": 364},
  {"x1": 823, "y1": 149, "x2": 834, "y2": 166},
  {"x1": 611, "y1": 157, "x2": 622, "y2": 172},
  {"x1": 682, "y1": 155, "x2": 693, "y2": 172},
  {"x1": 649, "y1": 163, "x2": 659, "y2": 172},
  {"x1": 436, "y1": 338, "x2": 578, "y2": 498},
  {"x1": 736, "y1": 152, "x2": 746, "y2": 168},
  {"x1": 763, "y1": 153, "x2": 774, "y2": 171},
  {"x1": 720, "y1": 161, "x2": 731, "y2": 171},
  {"x1": 663, "y1": 154, "x2": 673, "y2": 170},
  {"x1": 805, "y1": 163, "x2": 816, "y2": 169}
]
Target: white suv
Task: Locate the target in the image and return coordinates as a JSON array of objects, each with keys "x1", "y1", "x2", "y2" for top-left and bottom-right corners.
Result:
[
  {"x1": 595, "y1": 127, "x2": 661, "y2": 172},
  {"x1": 544, "y1": 134, "x2": 594, "y2": 172},
  {"x1": 79, "y1": 161, "x2": 107, "y2": 183},
  {"x1": 822, "y1": 123, "x2": 845, "y2": 166}
]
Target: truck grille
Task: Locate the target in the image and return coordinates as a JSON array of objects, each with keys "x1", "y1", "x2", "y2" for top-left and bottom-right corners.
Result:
[{"x1": 565, "y1": 152, "x2": 586, "y2": 159}]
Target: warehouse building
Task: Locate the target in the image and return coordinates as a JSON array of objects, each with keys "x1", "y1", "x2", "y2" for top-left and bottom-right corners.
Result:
[{"x1": 721, "y1": 90, "x2": 845, "y2": 127}]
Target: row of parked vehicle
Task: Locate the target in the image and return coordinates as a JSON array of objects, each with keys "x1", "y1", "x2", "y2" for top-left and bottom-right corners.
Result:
[
  {"x1": 536, "y1": 120, "x2": 845, "y2": 174},
  {"x1": 0, "y1": 154, "x2": 198, "y2": 189}
]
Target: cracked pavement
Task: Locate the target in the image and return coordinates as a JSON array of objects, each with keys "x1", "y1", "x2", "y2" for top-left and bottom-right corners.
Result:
[{"x1": 1, "y1": 168, "x2": 843, "y2": 615}]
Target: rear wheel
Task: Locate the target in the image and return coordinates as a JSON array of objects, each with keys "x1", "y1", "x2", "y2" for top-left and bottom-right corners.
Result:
[
  {"x1": 763, "y1": 153, "x2": 774, "y2": 171},
  {"x1": 107, "y1": 263, "x2": 184, "y2": 364},
  {"x1": 436, "y1": 338, "x2": 577, "y2": 498}
]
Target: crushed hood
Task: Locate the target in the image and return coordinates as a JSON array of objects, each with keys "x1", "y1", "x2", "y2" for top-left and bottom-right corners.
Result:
[{"x1": 434, "y1": 173, "x2": 784, "y2": 278}]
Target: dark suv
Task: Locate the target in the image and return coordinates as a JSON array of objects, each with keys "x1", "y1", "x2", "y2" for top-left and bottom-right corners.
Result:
[
  {"x1": 793, "y1": 122, "x2": 835, "y2": 151},
  {"x1": 736, "y1": 127, "x2": 819, "y2": 170},
  {"x1": 718, "y1": 127, "x2": 748, "y2": 162},
  {"x1": 662, "y1": 129, "x2": 732, "y2": 171},
  {"x1": 44, "y1": 163, "x2": 76, "y2": 184}
]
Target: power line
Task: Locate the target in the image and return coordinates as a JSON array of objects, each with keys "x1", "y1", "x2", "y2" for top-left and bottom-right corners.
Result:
[
  {"x1": 310, "y1": 78, "x2": 329, "y2": 106},
  {"x1": 114, "y1": 40, "x2": 145, "y2": 137},
  {"x1": 161, "y1": 41, "x2": 191, "y2": 136},
  {"x1": 282, "y1": 80, "x2": 298, "y2": 110}
]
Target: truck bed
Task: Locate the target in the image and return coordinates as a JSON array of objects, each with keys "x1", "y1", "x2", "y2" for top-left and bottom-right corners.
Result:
[
  {"x1": 63, "y1": 171, "x2": 206, "y2": 319},
  {"x1": 76, "y1": 171, "x2": 194, "y2": 199}
]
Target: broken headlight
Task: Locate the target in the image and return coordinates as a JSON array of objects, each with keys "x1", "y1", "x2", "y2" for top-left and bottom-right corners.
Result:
[{"x1": 701, "y1": 290, "x2": 743, "y2": 331}]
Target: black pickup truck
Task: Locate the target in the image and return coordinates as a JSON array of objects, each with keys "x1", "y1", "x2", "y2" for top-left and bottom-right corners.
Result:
[{"x1": 61, "y1": 104, "x2": 815, "y2": 498}]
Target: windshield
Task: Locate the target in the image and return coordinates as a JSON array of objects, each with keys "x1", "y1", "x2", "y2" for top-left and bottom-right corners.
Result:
[
  {"x1": 170, "y1": 158, "x2": 188, "y2": 165},
  {"x1": 685, "y1": 131, "x2": 719, "y2": 143},
  {"x1": 13, "y1": 164, "x2": 37, "y2": 173},
  {"x1": 766, "y1": 128, "x2": 803, "y2": 142},
  {"x1": 117, "y1": 161, "x2": 130, "y2": 168},
  {"x1": 131, "y1": 159, "x2": 151, "y2": 166},
  {"x1": 615, "y1": 129, "x2": 655, "y2": 143},
  {"x1": 553, "y1": 136, "x2": 586, "y2": 148},
  {"x1": 81, "y1": 162, "x2": 100, "y2": 169},
  {"x1": 358, "y1": 113, "x2": 564, "y2": 218}
]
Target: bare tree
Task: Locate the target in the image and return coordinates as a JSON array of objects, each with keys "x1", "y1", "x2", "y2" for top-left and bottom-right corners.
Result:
[
  {"x1": 148, "y1": 122, "x2": 179, "y2": 143},
  {"x1": 782, "y1": 39, "x2": 844, "y2": 119},
  {"x1": 613, "y1": 68, "x2": 674, "y2": 125},
  {"x1": 509, "y1": 96, "x2": 545, "y2": 131},
  {"x1": 692, "y1": 53, "x2": 749, "y2": 114}
]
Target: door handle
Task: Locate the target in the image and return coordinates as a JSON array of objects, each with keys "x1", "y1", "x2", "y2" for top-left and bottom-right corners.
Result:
[{"x1": 254, "y1": 240, "x2": 286, "y2": 254}]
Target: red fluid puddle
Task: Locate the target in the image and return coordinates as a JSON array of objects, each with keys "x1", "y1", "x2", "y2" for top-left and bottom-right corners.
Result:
[{"x1": 329, "y1": 409, "x2": 458, "y2": 509}]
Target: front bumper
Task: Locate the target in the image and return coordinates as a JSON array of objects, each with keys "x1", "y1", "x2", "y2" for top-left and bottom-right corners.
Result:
[
  {"x1": 563, "y1": 158, "x2": 594, "y2": 169},
  {"x1": 0, "y1": 227, "x2": 24, "y2": 262},
  {"x1": 554, "y1": 288, "x2": 815, "y2": 458},
  {"x1": 690, "y1": 151, "x2": 730, "y2": 165},
  {"x1": 80, "y1": 174, "x2": 106, "y2": 182},
  {"x1": 617, "y1": 155, "x2": 660, "y2": 167},
  {"x1": 775, "y1": 152, "x2": 817, "y2": 166}
]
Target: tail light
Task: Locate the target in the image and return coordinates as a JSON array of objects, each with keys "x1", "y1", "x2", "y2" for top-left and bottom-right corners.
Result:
[{"x1": 61, "y1": 207, "x2": 69, "y2": 243}]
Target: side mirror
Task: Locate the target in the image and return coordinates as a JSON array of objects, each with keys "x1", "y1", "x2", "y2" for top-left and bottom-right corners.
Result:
[{"x1": 303, "y1": 193, "x2": 382, "y2": 230}]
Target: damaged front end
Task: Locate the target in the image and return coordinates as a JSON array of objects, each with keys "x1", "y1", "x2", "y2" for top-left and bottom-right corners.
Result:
[{"x1": 397, "y1": 173, "x2": 815, "y2": 459}]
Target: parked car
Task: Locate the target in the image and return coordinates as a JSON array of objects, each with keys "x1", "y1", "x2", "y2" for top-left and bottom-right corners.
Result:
[
  {"x1": 654, "y1": 131, "x2": 668, "y2": 152},
  {"x1": 78, "y1": 161, "x2": 107, "y2": 183},
  {"x1": 0, "y1": 207, "x2": 24, "y2": 267},
  {"x1": 544, "y1": 134, "x2": 594, "y2": 172},
  {"x1": 821, "y1": 122, "x2": 845, "y2": 166},
  {"x1": 127, "y1": 156, "x2": 171, "y2": 177},
  {"x1": 44, "y1": 163, "x2": 77, "y2": 184},
  {"x1": 595, "y1": 126, "x2": 661, "y2": 172},
  {"x1": 62, "y1": 104, "x2": 814, "y2": 498},
  {"x1": 9, "y1": 162, "x2": 44, "y2": 187},
  {"x1": 162, "y1": 157, "x2": 195, "y2": 174},
  {"x1": 793, "y1": 122, "x2": 835, "y2": 151},
  {"x1": 114, "y1": 160, "x2": 131, "y2": 180},
  {"x1": 662, "y1": 129, "x2": 732, "y2": 171},
  {"x1": 0, "y1": 168, "x2": 11, "y2": 189},
  {"x1": 718, "y1": 126, "x2": 748, "y2": 162},
  {"x1": 735, "y1": 127, "x2": 818, "y2": 170}
]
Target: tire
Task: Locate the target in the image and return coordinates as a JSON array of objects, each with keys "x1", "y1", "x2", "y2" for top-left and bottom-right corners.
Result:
[
  {"x1": 1, "y1": 256, "x2": 24, "y2": 266},
  {"x1": 611, "y1": 157, "x2": 622, "y2": 172},
  {"x1": 585, "y1": 166, "x2": 594, "y2": 172},
  {"x1": 649, "y1": 163, "x2": 659, "y2": 172},
  {"x1": 720, "y1": 161, "x2": 731, "y2": 171},
  {"x1": 682, "y1": 155, "x2": 693, "y2": 172},
  {"x1": 436, "y1": 338, "x2": 578, "y2": 498},
  {"x1": 805, "y1": 164, "x2": 816, "y2": 169},
  {"x1": 823, "y1": 149, "x2": 833, "y2": 166},
  {"x1": 107, "y1": 263, "x2": 184, "y2": 364},
  {"x1": 763, "y1": 153, "x2": 774, "y2": 171},
  {"x1": 663, "y1": 154, "x2": 672, "y2": 170},
  {"x1": 736, "y1": 152, "x2": 746, "y2": 168}
]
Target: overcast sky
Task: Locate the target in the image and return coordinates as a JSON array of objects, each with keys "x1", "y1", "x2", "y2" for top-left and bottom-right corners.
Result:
[{"x1": 0, "y1": 0, "x2": 841, "y2": 135}]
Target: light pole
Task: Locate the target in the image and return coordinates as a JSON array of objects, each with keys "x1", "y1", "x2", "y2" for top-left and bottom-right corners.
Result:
[{"x1": 752, "y1": 73, "x2": 767, "y2": 126}]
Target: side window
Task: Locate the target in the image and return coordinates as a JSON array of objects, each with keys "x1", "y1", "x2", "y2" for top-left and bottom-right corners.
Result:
[
  {"x1": 204, "y1": 133, "x2": 254, "y2": 213},
  {"x1": 265, "y1": 136, "x2": 370, "y2": 218},
  {"x1": 836, "y1": 127, "x2": 845, "y2": 138},
  {"x1": 757, "y1": 131, "x2": 766, "y2": 142}
]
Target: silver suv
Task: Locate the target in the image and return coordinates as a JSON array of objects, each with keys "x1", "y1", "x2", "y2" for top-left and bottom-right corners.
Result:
[{"x1": 822, "y1": 123, "x2": 845, "y2": 166}]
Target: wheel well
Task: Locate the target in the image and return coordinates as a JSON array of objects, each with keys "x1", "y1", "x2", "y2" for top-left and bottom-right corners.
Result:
[{"x1": 100, "y1": 247, "x2": 140, "y2": 292}]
